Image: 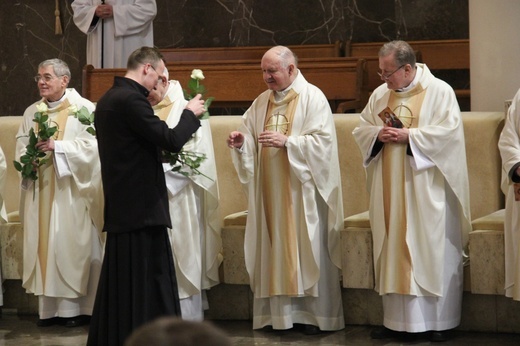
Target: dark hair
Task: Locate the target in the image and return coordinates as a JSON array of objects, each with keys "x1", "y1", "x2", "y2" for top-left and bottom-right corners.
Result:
[
  {"x1": 124, "y1": 317, "x2": 232, "y2": 346},
  {"x1": 127, "y1": 46, "x2": 164, "y2": 70},
  {"x1": 379, "y1": 40, "x2": 416, "y2": 68}
]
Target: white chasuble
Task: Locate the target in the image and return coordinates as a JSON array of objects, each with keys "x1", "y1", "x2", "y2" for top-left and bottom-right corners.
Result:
[
  {"x1": 231, "y1": 71, "x2": 344, "y2": 331},
  {"x1": 153, "y1": 81, "x2": 222, "y2": 316},
  {"x1": 353, "y1": 63, "x2": 471, "y2": 332},
  {"x1": 16, "y1": 89, "x2": 103, "y2": 299},
  {"x1": 499, "y1": 88, "x2": 520, "y2": 300},
  {"x1": 0, "y1": 147, "x2": 6, "y2": 224}
]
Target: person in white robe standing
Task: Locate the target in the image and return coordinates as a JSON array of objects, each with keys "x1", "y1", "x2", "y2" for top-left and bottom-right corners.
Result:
[
  {"x1": 498, "y1": 87, "x2": 520, "y2": 301},
  {"x1": 15, "y1": 59, "x2": 104, "y2": 328},
  {"x1": 148, "y1": 69, "x2": 222, "y2": 321},
  {"x1": 71, "y1": 0, "x2": 156, "y2": 68},
  {"x1": 0, "y1": 146, "x2": 6, "y2": 307},
  {"x1": 352, "y1": 40, "x2": 471, "y2": 342},
  {"x1": 227, "y1": 46, "x2": 345, "y2": 335}
]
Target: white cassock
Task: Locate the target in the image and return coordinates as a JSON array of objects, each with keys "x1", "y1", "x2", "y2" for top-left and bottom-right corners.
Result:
[
  {"x1": 231, "y1": 71, "x2": 345, "y2": 331},
  {"x1": 353, "y1": 64, "x2": 472, "y2": 332},
  {"x1": 498, "y1": 88, "x2": 520, "y2": 301},
  {"x1": 153, "y1": 81, "x2": 222, "y2": 321},
  {"x1": 0, "y1": 146, "x2": 6, "y2": 306},
  {"x1": 71, "y1": 0, "x2": 156, "y2": 68},
  {"x1": 16, "y1": 88, "x2": 104, "y2": 319}
]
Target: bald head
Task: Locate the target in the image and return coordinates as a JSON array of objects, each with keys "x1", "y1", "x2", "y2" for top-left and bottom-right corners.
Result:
[{"x1": 261, "y1": 46, "x2": 298, "y2": 91}]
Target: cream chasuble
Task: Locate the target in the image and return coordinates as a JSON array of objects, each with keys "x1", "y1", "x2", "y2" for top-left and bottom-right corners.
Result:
[
  {"x1": 153, "y1": 81, "x2": 222, "y2": 310},
  {"x1": 353, "y1": 63, "x2": 471, "y2": 300},
  {"x1": 16, "y1": 89, "x2": 103, "y2": 299},
  {"x1": 499, "y1": 88, "x2": 520, "y2": 301},
  {"x1": 231, "y1": 71, "x2": 344, "y2": 331}
]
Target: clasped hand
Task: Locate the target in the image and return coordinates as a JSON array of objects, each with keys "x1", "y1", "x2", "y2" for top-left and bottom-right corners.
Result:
[
  {"x1": 95, "y1": 4, "x2": 113, "y2": 19},
  {"x1": 378, "y1": 126, "x2": 409, "y2": 144}
]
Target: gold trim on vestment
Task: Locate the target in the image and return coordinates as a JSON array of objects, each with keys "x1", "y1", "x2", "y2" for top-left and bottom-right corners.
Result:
[
  {"x1": 261, "y1": 89, "x2": 299, "y2": 296},
  {"x1": 36, "y1": 99, "x2": 71, "y2": 289},
  {"x1": 381, "y1": 87, "x2": 426, "y2": 294},
  {"x1": 154, "y1": 96, "x2": 174, "y2": 121}
]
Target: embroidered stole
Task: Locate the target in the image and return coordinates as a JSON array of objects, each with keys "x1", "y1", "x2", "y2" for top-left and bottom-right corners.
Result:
[
  {"x1": 261, "y1": 89, "x2": 299, "y2": 296},
  {"x1": 36, "y1": 99, "x2": 71, "y2": 287},
  {"x1": 153, "y1": 96, "x2": 174, "y2": 122},
  {"x1": 381, "y1": 86, "x2": 426, "y2": 294}
]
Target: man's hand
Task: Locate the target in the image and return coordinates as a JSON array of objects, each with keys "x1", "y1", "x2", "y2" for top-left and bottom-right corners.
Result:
[
  {"x1": 185, "y1": 94, "x2": 206, "y2": 117},
  {"x1": 227, "y1": 131, "x2": 244, "y2": 149},
  {"x1": 95, "y1": 4, "x2": 113, "y2": 19},
  {"x1": 378, "y1": 126, "x2": 409, "y2": 144},
  {"x1": 35, "y1": 138, "x2": 55, "y2": 152},
  {"x1": 259, "y1": 130, "x2": 288, "y2": 148}
]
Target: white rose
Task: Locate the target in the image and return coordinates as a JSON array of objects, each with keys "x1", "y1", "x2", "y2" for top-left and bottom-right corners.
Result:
[
  {"x1": 191, "y1": 69, "x2": 205, "y2": 80},
  {"x1": 68, "y1": 104, "x2": 78, "y2": 114},
  {"x1": 36, "y1": 102, "x2": 48, "y2": 114}
]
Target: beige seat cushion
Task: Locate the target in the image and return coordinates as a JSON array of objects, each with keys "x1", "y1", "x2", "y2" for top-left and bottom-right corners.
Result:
[
  {"x1": 223, "y1": 211, "x2": 247, "y2": 226},
  {"x1": 344, "y1": 210, "x2": 370, "y2": 228},
  {"x1": 471, "y1": 209, "x2": 505, "y2": 232}
]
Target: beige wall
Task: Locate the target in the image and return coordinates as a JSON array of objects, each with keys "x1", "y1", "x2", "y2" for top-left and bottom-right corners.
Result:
[{"x1": 469, "y1": 0, "x2": 520, "y2": 111}]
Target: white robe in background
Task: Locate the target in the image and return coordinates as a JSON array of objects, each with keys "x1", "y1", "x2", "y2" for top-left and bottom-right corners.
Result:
[
  {"x1": 71, "y1": 0, "x2": 156, "y2": 68},
  {"x1": 231, "y1": 71, "x2": 344, "y2": 331},
  {"x1": 16, "y1": 88, "x2": 104, "y2": 319},
  {"x1": 498, "y1": 88, "x2": 520, "y2": 301},
  {"x1": 0, "y1": 146, "x2": 6, "y2": 306},
  {"x1": 352, "y1": 64, "x2": 471, "y2": 332},
  {"x1": 153, "y1": 81, "x2": 222, "y2": 321},
  {"x1": 0, "y1": 146, "x2": 6, "y2": 224}
]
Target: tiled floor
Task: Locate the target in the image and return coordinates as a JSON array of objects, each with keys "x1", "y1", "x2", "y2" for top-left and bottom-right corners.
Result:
[{"x1": 1, "y1": 314, "x2": 520, "y2": 346}]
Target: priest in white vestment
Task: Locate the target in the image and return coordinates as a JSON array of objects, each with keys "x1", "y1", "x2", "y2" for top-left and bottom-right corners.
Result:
[
  {"x1": 148, "y1": 70, "x2": 222, "y2": 321},
  {"x1": 352, "y1": 41, "x2": 471, "y2": 342},
  {"x1": 16, "y1": 59, "x2": 104, "y2": 327},
  {"x1": 0, "y1": 146, "x2": 6, "y2": 307},
  {"x1": 227, "y1": 46, "x2": 345, "y2": 335},
  {"x1": 498, "y1": 87, "x2": 520, "y2": 301},
  {"x1": 72, "y1": 0, "x2": 156, "y2": 68},
  {"x1": 0, "y1": 146, "x2": 6, "y2": 225}
]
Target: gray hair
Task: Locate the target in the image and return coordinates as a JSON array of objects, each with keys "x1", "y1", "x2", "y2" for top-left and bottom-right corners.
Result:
[
  {"x1": 39, "y1": 58, "x2": 71, "y2": 80},
  {"x1": 271, "y1": 46, "x2": 298, "y2": 69},
  {"x1": 379, "y1": 40, "x2": 416, "y2": 68}
]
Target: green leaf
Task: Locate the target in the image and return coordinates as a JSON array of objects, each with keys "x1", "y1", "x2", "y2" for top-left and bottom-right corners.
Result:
[{"x1": 13, "y1": 161, "x2": 22, "y2": 172}]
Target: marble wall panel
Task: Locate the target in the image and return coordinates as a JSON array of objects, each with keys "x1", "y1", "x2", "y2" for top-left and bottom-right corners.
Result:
[{"x1": 1, "y1": 0, "x2": 468, "y2": 115}]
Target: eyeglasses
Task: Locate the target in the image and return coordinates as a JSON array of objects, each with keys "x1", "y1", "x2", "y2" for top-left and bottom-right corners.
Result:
[
  {"x1": 145, "y1": 63, "x2": 165, "y2": 84},
  {"x1": 34, "y1": 74, "x2": 60, "y2": 83},
  {"x1": 377, "y1": 65, "x2": 405, "y2": 80}
]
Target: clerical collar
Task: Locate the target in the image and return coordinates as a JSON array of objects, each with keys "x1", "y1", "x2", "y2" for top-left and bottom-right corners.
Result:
[
  {"x1": 46, "y1": 89, "x2": 68, "y2": 108},
  {"x1": 274, "y1": 70, "x2": 298, "y2": 102},
  {"x1": 395, "y1": 65, "x2": 421, "y2": 92}
]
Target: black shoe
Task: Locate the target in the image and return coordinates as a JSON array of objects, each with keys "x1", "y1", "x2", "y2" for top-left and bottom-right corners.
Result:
[
  {"x1": 36, "y1": 317, "x2": 62, "y2": 327},
  {"x1": 303, "y1": 324, "x2": 321, "y2": 335},
  {"x1": 64, "y1": 315, "x2": 91, "y2": 328},
  {"x1": 430, "y1": 330, "x2": 449, "y2": 342},
  {"x1": 370, "y1": 326, "x2": 396, "y2": 339}
]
